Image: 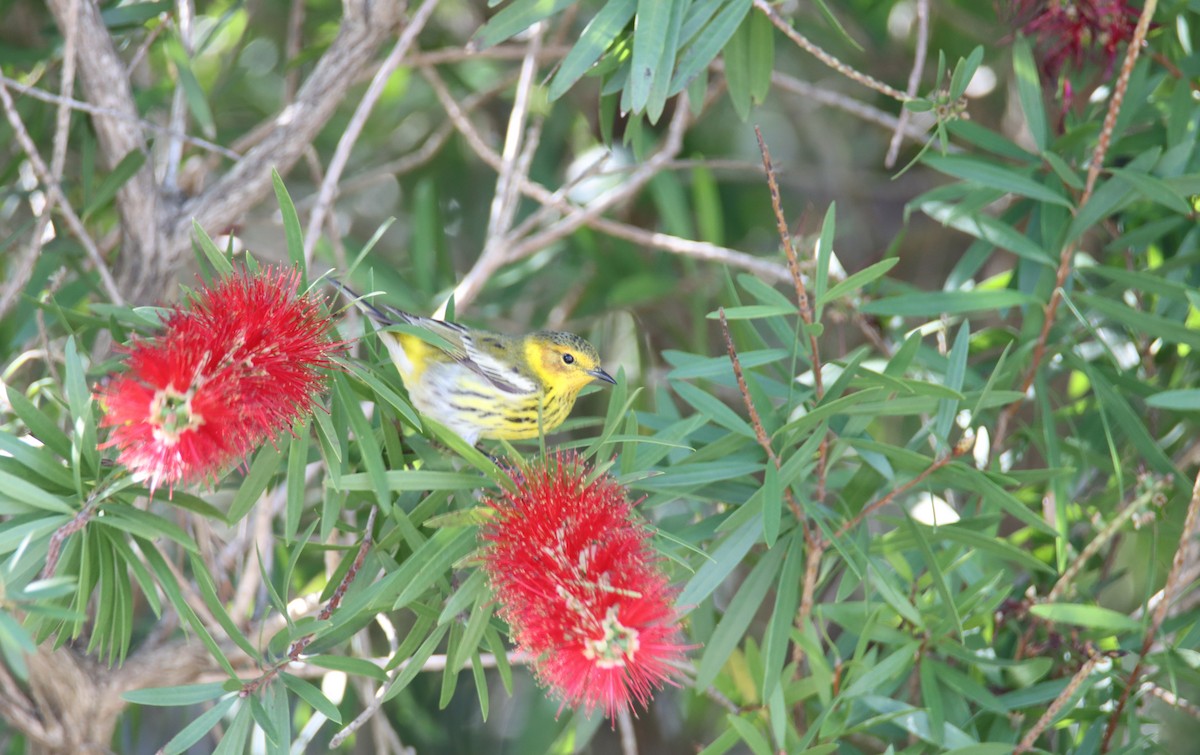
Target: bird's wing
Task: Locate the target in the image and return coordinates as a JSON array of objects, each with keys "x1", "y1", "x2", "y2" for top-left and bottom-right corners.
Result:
[
  {"x1": 331, "y1": 280, "x2": 536, "y2": 395},
  {"x1": 459, "y1": 333, "x2": 539, "y2": 396}
]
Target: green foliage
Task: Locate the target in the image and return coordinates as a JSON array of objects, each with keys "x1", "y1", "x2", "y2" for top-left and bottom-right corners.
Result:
[{"x1": 4, "y1": 0, "x2": 1200, "y2": 752}]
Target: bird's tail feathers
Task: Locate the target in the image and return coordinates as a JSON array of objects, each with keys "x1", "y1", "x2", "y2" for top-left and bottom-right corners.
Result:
[{"x1": 329, "y1": 278, "x2": 412, "y2": 326}]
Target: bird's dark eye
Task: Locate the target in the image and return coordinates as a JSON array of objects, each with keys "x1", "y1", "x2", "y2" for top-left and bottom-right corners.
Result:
[{"x1": 562, "y1": 353, "x2": 575, "y2": 365}]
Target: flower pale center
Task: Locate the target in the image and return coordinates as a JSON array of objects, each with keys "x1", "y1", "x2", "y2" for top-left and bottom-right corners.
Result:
[
  {"x1": 150, "y1": 386, "x2": 203, "y2": 443},
  {"x1": 582, "y1": 607, "x2": 640, "y2": 669}
]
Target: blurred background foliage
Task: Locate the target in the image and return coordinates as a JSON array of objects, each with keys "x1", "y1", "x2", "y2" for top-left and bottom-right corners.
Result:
[{"x1": 3, "y1": 0, "x2": 1200, "y2": 752}]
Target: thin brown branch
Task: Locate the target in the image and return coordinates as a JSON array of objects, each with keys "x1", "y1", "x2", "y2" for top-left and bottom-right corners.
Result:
[
  {"x1": 329, "y1": 650, "x2": 533, "y2": 747},
  {"x1": 827, "y1": 451, "x2": 960, "y2": 546},
  {"x1": 0, "y1": 79, "x2": 125, "y2": 305},
  {"x1": 302, "y1": 0, "x2": 440, "y2": 263},
  {"x1": 427, "y1": 62, "x2": 693, "y2": 311},
  {"x1": 718, "y1": 308, "x2": 804, "y2": 522},
  {"x1": 755, "y1": 127, "x2": 830, "y2": 510},
  {"x1": 484, "y1": 22, "x2": 546, "y2": 248},
  {"x1": 885, "y1": 0, "x2": 929, "y2": 168},
  {"x1": 286, "y1": 508, "x2": 378, "y2": 659},
  {"x1": 243, "y1": 508, "x2": 378, "y2": 696},
  {"x1": 1046, "y1": 477, "x2": 1165, "y2": 603},
  {"x1": 753, "y1": 0, "x2": 909, "y2": 102},
  {"x1": 764, "y1": 69, "x2": 941, "y2": 145},
  {"x1": 0, "y1": 0, "x2": 79, "y2": 320},
  {"x1": 45, "y1": 0, "x2": 163, "y2": 301},
  {"x1": 0, "y1": 76, "x2": 240, "y2": 160},
  {"x1": 164, "y1": 0, "x2": 195, "y2": 192},
  {"x1": 996, "y1": 0, "x2": 1157, "y2": 453},
  {"x1": 1101, "y1": 461, "x2": 1200, "y2": 752},
  {"x1": 173, "y1": 0, "x2": 407, "y2": 263},
  {"x1": 1145, "y1": 683, "x2": 1200, "y2": 719},
  {"x1": 1015, "y1": 653, "x2": 1108, "y2": 753}
]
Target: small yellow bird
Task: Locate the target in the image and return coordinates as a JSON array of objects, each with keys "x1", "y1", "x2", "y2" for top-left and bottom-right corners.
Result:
[{"x1": 338, "y1": 283, "x2": 616, "y2": 445}]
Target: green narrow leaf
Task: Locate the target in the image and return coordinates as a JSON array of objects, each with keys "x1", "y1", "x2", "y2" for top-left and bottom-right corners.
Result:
[
  {"x1": 844, "y1": 641, "x2": 922, "y2": 698},
  {"x1": 227, "y1": 444, "x2": 285, "y2": 525},
  {"x1": 746, "y1": 7, "x2": 774, "y2": 104},
  {"x1": 124, "y1": 682, "x2": 228, "y2": 706},
  {"x1": 192, "y1": 219, "x2": 235, "y2": 275},
  {"x1": 631, "y1": 0, "x2": 685, "y2": 122},
  {"x1": 6, "y1": 393, "x2": 71, "y2": 465},
  {"x1": 920, "y1": 201, "x2": 1053, "y2": 264},
  {"x1": 1109, "y1": 166, "x2": 1194, "y2": 214},
  {"x1": 391, "y1": 527, "x2": 476, "y2": 610},
  {"x1": 164, "y1": 37, "x2": 216, "y2": 138},
  {"x1": 82, "y1": 149, "x2": 147, "y2": 219},
  {"x1": 475, "y1": 0, "x2": 574, "y2": 48},
  {"x1": 920, "y1": 656, "x2": 945, "y2": 747},
  {"x1": 281, "y1": 673, "x2": 343, "y2": 723},
  {"x1": 678, "y1": 517, "x2": 759, "y2": 609},
  {"x1": 818, "y1": 258, "x2": 899, "y2": 306},
  {"x1": 1146, "y1": 389, "x2": 1200, "y2": 410},
  {"x1": 1029, "y1": 603, "x2": 1142, "y2": 633},
  {"x1": 722, "y1": 11, "x2": 754, "y2": 120},
  {"x1": 160, "y1": 695, "x2": 237, "y2": 755},
  {"x1": 813, "y1": 202, "x2": 835, "y2": 316},
  {"x1": 307, "y1": 655, "x2": 388, "y2": 682},
  {"x1": 1011, "y1": 36, "x2": 1046, "y2": 152},
  {"x1": 272, "y1": 170, "x2": 305, "y2": 270},
  {"x1": 285, "y1": 424, "x2": 310, "y2": 541},
  {"x1": 761, "y1": 532, "x2": 803, "y2": 700},
  {"x1": 549, "y1": 0, "x2": 637, "y2": 100},
  {"x1": 381, "y1": 623, "x2": 451, "y2": 702},
  {"x1": 948, "y1": 46, "x2": 984, "y2": 101},
  {"x1": 211, "y1": 702, "x2": 252, "y2": 755},
  {"x1": 933, "y1": 321, "x2": 969, "y2": 450},
  {"x1": 0, "y1": 470, "x2": 74, "y2": 515},
  {"x1": 410, "y1": 178, "x2": 444, "y2": 293},
  {"x1": 761, "y1": 461, "x2": 781, "y2": 546},
  {"x1": 190, "y1": 552, "x2": 260, "y2": 660},
  {"x1": 671, "y1": 380, "x2": 755, "y2": 437},
  {"x1": 923, "y1": 154, "x2": 1072, "y2": 208},
  {"x1": 860, "y1": 290, "x2": 1036, "y2": 317},
  {"x1": 97, "y1": 506, "x2": 198, "y2": 553},
  {"x1": 670, "y1": 0, "x2": 751, "y2": 94},
  {"x1": 63, "y1": 337, "x2": 97, "y2": 478},
  {"x1": 696, "y1": 539, "x2": 786, "y2": 689}
]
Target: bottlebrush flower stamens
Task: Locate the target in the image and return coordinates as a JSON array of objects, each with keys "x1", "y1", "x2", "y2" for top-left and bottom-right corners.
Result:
[{"x1": 479, "y1": 452, "x2": 688, "y2": 718}]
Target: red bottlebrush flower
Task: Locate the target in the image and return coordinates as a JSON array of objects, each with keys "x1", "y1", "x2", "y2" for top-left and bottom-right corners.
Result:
[
  {"x1": 97, "y1": 266, "x2": 341, "y2": 494},
  {"x1": 479, "y1": 454, "x2": 687, "y2": 718},
  {"x1": 1008, "y1": 0, "x2": 1140, "y2": 98}
]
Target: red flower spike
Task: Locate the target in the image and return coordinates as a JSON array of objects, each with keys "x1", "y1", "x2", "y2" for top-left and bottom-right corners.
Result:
[
  {"x1": 97, "y1": 267, "x2": 341, "y2": 495},
  {"x1": 480, "y1": 454, "x2": 688, "y2": 718},
  {"x1": 1010, "y1": 0, "x2": 1140, "y2": 104}
]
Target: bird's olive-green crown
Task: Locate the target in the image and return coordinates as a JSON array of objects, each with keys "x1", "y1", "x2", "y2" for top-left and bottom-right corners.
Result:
[{"x1": 529, "y1": 331, "x2": 602, "y2": 363}]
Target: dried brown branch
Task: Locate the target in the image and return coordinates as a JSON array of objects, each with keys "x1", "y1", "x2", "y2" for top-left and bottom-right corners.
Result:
[
  {"x1": 0, "y1": 75, "x2": 241, "y2": 159},
  {"x1": 0, "y1": 0, "x2": 78, "y2": 320},
  {"x1": 753, "y1": 0, "x2": 910, "y2": 102},
  {"x1": 1046, "y1": 478, "x2": 1165, "y2": 603},
  {"x1": 44, "y1": 0, "x2": 160, "y2": 301},
  {"x1": 301, "y1": 0, "x2": 440, "y2": 263},
  {"x1": 1101, "y1": 461, "x2": 1200, "y2": 752},
  {"x1": 171, "y1": 0, "x2": 408, "y2": 280},
  {"x1": 718, "y1": 308, "x2": 804, "y2": 522},
  {"x1": 0, "y1": 78, "x2": 124, "y2": 305},
  {"x1": 1016, "y1": 653, "x2": 1109, "y2": 753},
  {"x1": 827, "y1": 451, "x2": 961, "y2": 547},
  {"x1": 885, "y1": 0, "x2": 929, "y2": 168},
  {"x1": 424, "y1": 64, "x2": 694, "y2": 311},
  {"x1": 995, "y1": 0, "x2": 1158, "y2": 454}
]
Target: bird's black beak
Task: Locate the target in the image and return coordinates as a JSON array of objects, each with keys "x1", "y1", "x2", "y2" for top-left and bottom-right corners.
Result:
[{"x1": 588, "y1": 367, "x2": 617, "y2": 385}]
